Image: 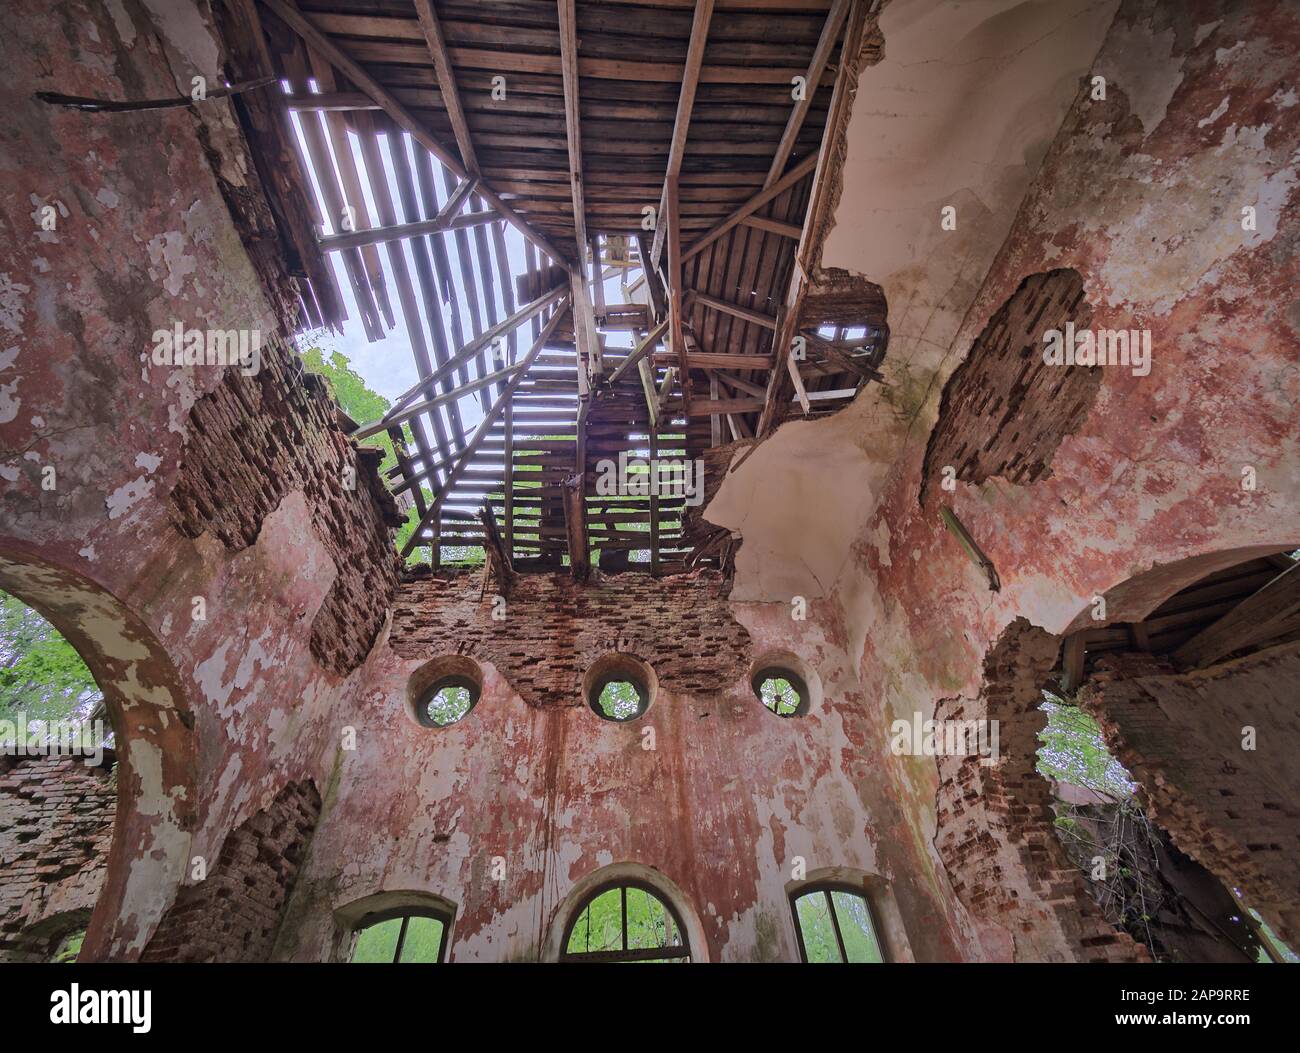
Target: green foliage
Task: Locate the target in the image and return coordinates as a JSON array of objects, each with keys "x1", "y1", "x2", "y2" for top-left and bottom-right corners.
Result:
[
  {"x1": 299, "y1": 344, "x2": 399, "y2": 477},
  {"x1": 350, "y1": 915, "x2": 445, "y2": 963},
  {"x1": 424, "y1": 685, "x2": 472, "y2": 726},
  {"x1": 794, "y1": 890, "x2": 883, "y2": 963},
  {"x1": 564, "y1": 887, "x2": 685, "y2": 959},
  {"x1": 596, "y1": 680, "x2": 642, "y2": 720},
  {"x1": 0, "y1": 591, "x2": 101, "y2": 728},
  {"x1": 1037, "y1": 693, "x2": 1136, "y2": 799},
  {"x1": 759, "y1": 676, "x2": 799, "y2": 715}
]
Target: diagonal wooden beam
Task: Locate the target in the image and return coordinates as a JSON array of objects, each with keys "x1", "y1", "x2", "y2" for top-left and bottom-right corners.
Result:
[
  {"x1": 757, "y1": 0, "x2": 868, "y2": 438},
  {"x1": 682, "y1": 154, "x2": 817, "y2": 263},
  {"x1": 258, "y1": 0, "x2": 567, "y2": 264},
  {"x1": 353, "y1": 358, "x2": 528, "y2": 440},
  {"x1": 412, "y1": 0, "x2": 478, "y2": 174},
  {"x1": 688, "y1": 290, "x2": 778, "y2": 331},
  {"x1": 649, "y1": 0, "x2": 715, "y2": 269},
  {"x1": 401, "y1": 299, "x2": 570, "y2": 556},
  {"x1": 666, "y1": 174, "x2": 692, "y2": 411},
  {"x1": 379, "y1": 283, "x2": 566, "y2": 424},
  {"x1": 557, "y1": 0, "x2": 588, "y2": 259},
  {"x1": 317, "y1": 201, "x2": 493, "y2": 252},
  {"x1": 608, "y1": 318, "x2": 669, "y2": 385},
  {"x1": 765, "y1": 0, "x2": 850, "y2": 187},
  {"x1": 1172, "y1": 560, "x2": 1300, "y2": 670}
]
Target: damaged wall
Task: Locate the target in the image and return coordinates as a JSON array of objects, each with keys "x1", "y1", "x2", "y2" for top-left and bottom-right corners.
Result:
[
  {"x1": 0, "y1": 754, "x2": 116, "y2": 961},
  {"x1": 0, "y1": 0, "x2": 396, "y2": 959},
  {"x1": 1083, "y1": 644, "x2": 1300, "y2": 945},
  {"x1": 274, "y1": 571, "x2": 965, "y2": 963},
  {"x1": 706, "y1": 0, "x2": 1300, "y2": 958}
]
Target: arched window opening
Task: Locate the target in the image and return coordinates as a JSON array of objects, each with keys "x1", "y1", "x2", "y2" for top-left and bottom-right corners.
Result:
[
  {"x1": 790, "y1": 885, "x2": 884, "y2": 963},
  {"x1": 349, "y1": 909, "x2": 450, "y2": 964},
  {"x1": 562, "y1": 882, "x2": 690, "y2": 962}
]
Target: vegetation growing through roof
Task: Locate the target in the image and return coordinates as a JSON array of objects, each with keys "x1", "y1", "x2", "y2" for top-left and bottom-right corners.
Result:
[{"x1": 1036, "y1": 691, "x2": 1136, "y2": 799}]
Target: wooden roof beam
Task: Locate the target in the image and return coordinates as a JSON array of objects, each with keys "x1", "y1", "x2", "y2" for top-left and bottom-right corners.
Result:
[
  {"x1": 557, "y1": 0, "x2": 588, "y2": 259},
  {"x1": 649, "y1": 0, "x2": 715, "y2": 269},
  {"x1": 258, "y1": 0, "x2": 568, "y2": 264},
  {"x1": 401, "y1": 299, "x2": 571, "y2": 556},
  {"x1": 765, "y1": 0, "x2": 850, "y2": 188},
  {"x1": 682, "y1": 154, "x2": 817, "y2": 263},
  {"x1": 412, "y1": 0, "x2": 478, "y2": 174}
]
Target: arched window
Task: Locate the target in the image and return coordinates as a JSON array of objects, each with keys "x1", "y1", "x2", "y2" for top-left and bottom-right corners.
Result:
[
  {"x1": 790, "y1": 884, "x2": 884, "y2": 963},
  {"x1": 349, "y1": 908, "x2": 450, "y2": 963},
  {"x1": 561, "y1": 881, "x2": 691, "y2": 962}
]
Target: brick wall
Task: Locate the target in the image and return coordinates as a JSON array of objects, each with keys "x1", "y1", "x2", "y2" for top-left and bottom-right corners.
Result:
[
  {"x1": 0, "y1": 754, "x2": 116, "y2": 962},
  {"x1": 933, "y1": 620, "x2": 1148, "y2": 962},
  {"x1": 140, "y1": 780, "x2": 321, "y2": 963},
  {"x1": 392, "y1": 569, "x2": 752, "y2": 707},
  {"x1": 167, "y1": 340, "x2": 404, "y2": 676},
  {"x1": 1083, "y1": 645, "x2": 1300, "y2": 946},
  {"x1": 921, "y1": 269, "x2": 1099, "y2": 503}
]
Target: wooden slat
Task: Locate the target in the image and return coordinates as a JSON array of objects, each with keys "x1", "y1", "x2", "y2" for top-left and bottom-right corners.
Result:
[
  {"x1": 259, "y1": 0, "x2": 568, "y2": 263},
  {"x1": 412, "y1": 0, "x2": 478, "y2": 173}
]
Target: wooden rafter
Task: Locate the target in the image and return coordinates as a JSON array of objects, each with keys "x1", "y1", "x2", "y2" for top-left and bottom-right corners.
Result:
[
  {"x1": 412, "y1": 0, "x2": 478, "y2": 174},
  {"x1": 258, "y1": 0, "x2": 567, "y2": 263},
  {"x1": 557, "y1": 0, "x2": 588, "y2": 259},
  {"x1": 765, "y1": 0, "x2": 850, "y2": 187},
  {"x1": 683, "y1": 154, "x2": 817, "y2": 262},
  {"x1": 650, "y1": 0, "x2": 716, "y2": 269},
  {"x1": 401, "y1": 299, "x2": 571, "y2": 556}
]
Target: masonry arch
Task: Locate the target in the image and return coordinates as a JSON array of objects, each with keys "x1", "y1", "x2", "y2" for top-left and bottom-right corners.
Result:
[
  {"x1": 545, "y1": 862, "x2": 709, "y2": 963},
  {"x1": 0, "y1": 546, "x2": 197, "y2": 961}
]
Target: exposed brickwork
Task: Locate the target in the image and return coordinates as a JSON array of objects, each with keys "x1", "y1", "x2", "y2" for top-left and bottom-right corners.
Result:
[
  {"x1": 1082, "y1": 646, "x2": 1300, "y2": 946},
  {"x1": 167, "y1": 340, "x2": 404, "y2": 676},
  {"x1": 393, "y1": 569, "x2": 752, "y2": 707},
  {"x1": 141, "y1": 779, "x2": 321, "y2": 963},
  {"x1": 933, "y1": 620, "x2": 1148, "y2": 962},
  {"x1": 0, "y1": 754, "x2": 115, "y2": 962},
  {"x1": 921, "y1": 269, "x2": 1099, "y2": 503}
]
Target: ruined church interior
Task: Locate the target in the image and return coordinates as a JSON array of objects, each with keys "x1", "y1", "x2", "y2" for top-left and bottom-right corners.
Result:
[{"x1": 2, "y1": 0, "x2": 1299, "y2": 991}]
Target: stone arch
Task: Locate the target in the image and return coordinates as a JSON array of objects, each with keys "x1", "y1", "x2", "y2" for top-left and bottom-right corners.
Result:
[
  {"x1": 0, "y1": 545, "x2": 197, "y2": 961},
  {"x1": 543, "y1": 861, "x2": 710, "y2": 963}
]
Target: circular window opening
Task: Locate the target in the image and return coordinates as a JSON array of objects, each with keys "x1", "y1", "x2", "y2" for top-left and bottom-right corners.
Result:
[
  {"x1": 583, "y1": 654, "x2": 656, "y2": 723},
  {"x1": 753, "y1": 668, "x2": 809, "y2": 717},
  {"x1": 408, "y1": 655, "x2": 485, "y2": 729},
  {"x1": 591, "y1": 677, "x2": 647, "y2": 722},
  {"x1": 417, "y1": 676, "x2": 479, "y2": 727}
]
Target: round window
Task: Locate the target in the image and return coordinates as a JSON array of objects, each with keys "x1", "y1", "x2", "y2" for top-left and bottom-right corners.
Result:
[
  {"x1": 753, "y1": 668, "x2": 809, "y2": 717},
  {"x1": 415, "y1": 675, "x2": 480, "y2": 728},
  {"x1": 589, "y1": 675, "x2": 648, "y2": 722}
]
